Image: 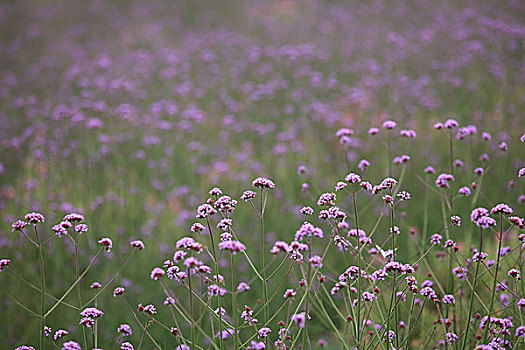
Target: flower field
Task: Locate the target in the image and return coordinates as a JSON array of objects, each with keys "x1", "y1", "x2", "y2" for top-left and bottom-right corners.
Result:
[{"x1": 1, "y1": 1, "x2": 525, "y2": 349}]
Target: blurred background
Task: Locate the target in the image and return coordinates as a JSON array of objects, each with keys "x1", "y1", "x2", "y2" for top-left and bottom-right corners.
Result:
[{"x1": 1, "y1": 0, "x2": 524, "y2": 346}]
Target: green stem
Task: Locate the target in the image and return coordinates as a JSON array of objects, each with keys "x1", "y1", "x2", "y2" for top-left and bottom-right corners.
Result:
[
  {"x1": 188, "y1": 268, "x2": 195, "y2": 349},
  {"x1": 206, "y1": 218, "x2": 224, "y2": 350},
  {"x1": 352, "y1": 183, "x2": 362, "y2": 344},
  {"x1": 74, "y1": 235, "x2": 87, "y2": 350},
  {"x1": 231, "y1": 253, "x2": 238, "y2": 350},
  {"x1": 482, "y1": 214, "x2": 504, "y2": 344},
  {"x1": 260, "y1": 190, "x2": 269, "y2": 324},
  {"x1": 34, "y1": 225, "x2": 46, "y2": 350},
  {"x1": 45, "y1": 249, "x2": 102, "y2": 318}
]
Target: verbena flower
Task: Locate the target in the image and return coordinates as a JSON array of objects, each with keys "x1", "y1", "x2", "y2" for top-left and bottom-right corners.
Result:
[
  {"x1": 291, "y1": 312, "x2": 310, "y2": 328},
  {"x1": 382, "y1": 120, "x2": 397, "y2": 129},
  {"x1": 62, "y1": 341, "x2": 81, "y2": 350},
  {"x1": 258, "y1": 327, "x2": 271, "y2": 338},
  {"x1": 53, "y1": 329, "x2": 68, "y2": 340},
  {"x1": 121, "y1": 342, "x2": 134, "y2": 350},
  {"x1": 11, "y1": 220, "x2": 27, "y2": 231},
  {"x1": 252, "y1": 177, "x2": 275, "y2": 189},
  {"x1": 0, "y1": 258, "x2": 11, "y2": 272},
  {"x1": 218, "y1": 240, "x2": 246, "y2": 254},
  {"x1": 130, "y1": 240, "x2": 145, "y2": 250},
  {"x1": 117, "y1": 324, "x2": 132, "y2": 336},
  {"x1": 25, "y1": 212, "x2": 45, "y2": 224},
  {"x1": 113, "y1": 287, "x2": 125, "y2": 297},
  {"x1": 98, "y1": 237, "x2": 113, "y2": 252}
]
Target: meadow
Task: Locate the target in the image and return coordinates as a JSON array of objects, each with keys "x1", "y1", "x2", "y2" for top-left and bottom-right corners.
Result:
[{"x1": 1, "y1": 0, "x2": 525, "y2": 349}]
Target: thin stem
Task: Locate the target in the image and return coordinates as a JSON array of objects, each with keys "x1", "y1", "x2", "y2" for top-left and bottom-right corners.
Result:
[
  {"x1": 74, "y1": 234, "x2": 87, "y2": 350},
  {"x1": 206, "y1": 218, "x2": 224, "y2": 350},
  {"x1": 34, "y1": 225, "x2": 46, "y2": 350},
  {"x1": 188, "y1": 268, "x2": 195, "y2": 349},
  {"x1": 231, "y1": 253, "x2": 238, "y2": 350},
  {"x1": 260, "y1": 190, "x2": 269, "y2": 325},
  {"x1": 46, "y1": 249, "x2": 103, "y2": 318},
  {"x1": 84, "y1": 249, "x2": 135, "y2": 306},
  {"x1": 482, "y1": 213, "x2": 504, "y2": 344},
  {"x1": 461, "y1": 228, "x2": 481, "y2": 350},
  {"x1": 352, "y1": 183, "x2": 362, "y2": 343}
]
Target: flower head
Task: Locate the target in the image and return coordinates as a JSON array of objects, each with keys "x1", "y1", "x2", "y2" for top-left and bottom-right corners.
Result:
[
  {"x1": 25, "y1": 212, "x2": 45, "y2": 224},
  {"x1": 252, "y1": 177, "x2": 275, "y2": 189},
  {"x1": 98, "y1": 238, "x2": 113, "y2": 252},
  {"x1": 130, "y1": 240, "x2": 145, "y2": 250},
  {"x1": 0, "y1": 258, "x2": 11, "y2": 272}
]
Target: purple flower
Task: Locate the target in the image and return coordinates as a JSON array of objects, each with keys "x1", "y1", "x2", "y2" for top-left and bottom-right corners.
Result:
[
  {"x1": 442, "y1": 294, "x2": 455, "y2": 304},
  {"x1": 218, "y1": 240, "x2": 246, "y2": 254},
  {"x1": 444, "y1": 119, "x2": 459, "y2": 128},
  {"x1": 90, "y1": 282, "x2": 101, "y2": 289},
  {"x1": 209, "y1": 187, "x2": 223, "y2": 196},
  {"x1": 25, "y1": 212, "x2": 45, "y2": 224},
  {"x1": 516, "y1": 326, "x2": 525, "y2": 337},
  {"x1": 424, "y1": 166, "x2": 436, "y2": 174},
  {"x1": 214, "y1": 195, "x2": 238, "y2": 212},
  {"x1": 216, "y1": 328, "x2": 237, "y2": 340},
  {"x1": 368, "y1": 127, "x2": 379, "y2": 135},
  {"x1": 11, "y1": 220, "x2": 27, "y2": 231},
  {"x1": 435, "y1": 173, "x2": 454, "y2": 188},
  {"x1": 309, "y1": 255, "x2": 323, "y2": 268},
  {"x1": 300, "y1": 206, "x2": 313, "y2": 216},
  {"x1": 358, "y1": 159, "x2": 370, "y2": 172},
  {"x1": 490, "y1": 203, "x2": 513, "y2": 215},
  {"x1": 130, "y1": 240, "x2": 145, "y2": 250},
  {"x1": 336, "y1": 128, "x2": 354, "y2": 138},
  {"x1": 191, "y1": 223, "x2": 205, "y2": 232},
  {"x1": 196, "y1": 204, "x2": 217, "y2": 218},
  {"x1": 317, "y1": 192, "x2": 336, "y2": 206},
  {"x1": 241, "y1": 190, "x2": 257, "y2": 201},
  {"x1": 284, "y1": 289, "x2": 297, "y2": 298},
  {"x1": 237, "y1": 282, "x2": 250, "y2": 292},
  {"x1": 291, "y1": 312, "x2": 310, "y2": 328},
  {"x1": 208, "y1": 284, "x2": 227, "y2": 296},
  {"x1": 445, "y1": 332, "x2": 458, "y2": 343},
  {"x1": 508, "y1": 269, "x2": 521, "y2": 280},
  {"x1": 430, "y1": 234, "x2": 442, "y2": 245},
  {"x1": 450, "y1": 216, "x2": 461, "y2": 226},
  {"x1": 62, "y1": 342, "x2": 81, "y2": 350},
  {"x1": 0, "y1": 258, "x2": 11, "y2": 272},
  {"x1": 345, "y1": 173, "x2": 361, "y2": 183},
  {"x1": 113, "y1": 286, "x2": 125, "y2": 297},
  {"x1": 271, "y1": 241, "x2": 291, "y2": 255},
  {"x1": 53, "y1": 329, "x2": 68, "y2": 340},
  {"x1": 150, "y1": 267, "x2": 165, "y2": 280},
  {"x1": 400, "y1": 129, "x2": 416, "y2": 138},
  {"x1": 98, "y1": 237, "x2": 113, "y2": 252},
  {"x1": 382, "y1": 120, "x2": 397, "y2": 129},
  {"x1": 117, "y1": 324, "x2": 132, "y2": 336},
  {"x1": 75, "y1": 224, "x2": 88, "y2": 233},
  {"x1": 519, "y1": 168, "x2": 525, "y2": 177},
  {"x1": 252, "y1": 177, "x2": 275, "y2": 189},
  {"x1": 362, "y1": 292, "x2": 376, "y2": 302},
  {"x1": 80, "y1": 307, "x2": 104, "y2": 319},
  {"x1": 458, "y1": 186, "x2": 471, "y2": 196},
  {"x1": 137, "y1": 303, "x2": 157, "y2": 315},
  {"x1": 258, "y1": 327, "x2": 271, "y2": 338},
  {"x1": 335, "y1": 181, "x2": 347, "y2": 191},
  {"x1": 295, "y1": 222, "x2": 323, "y2": 241},
  {"x1": 63, "y1": 213, "x2": 84, "y2": 222},
  {"x1": 121, "y1": 342, "x2": 134, "y2": 350}
]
